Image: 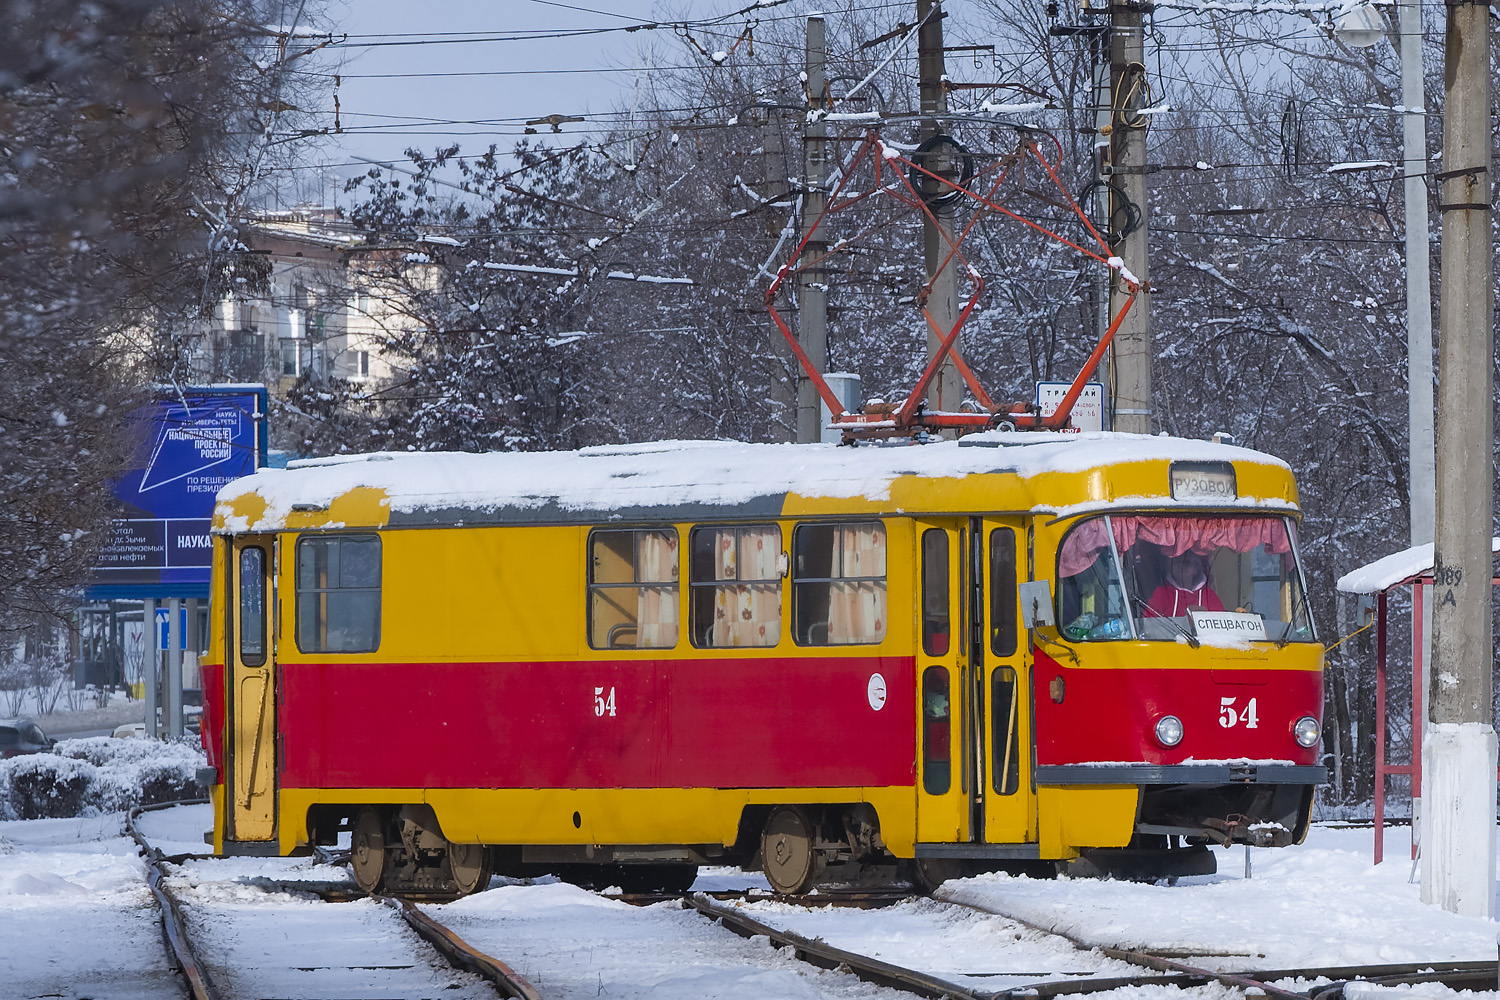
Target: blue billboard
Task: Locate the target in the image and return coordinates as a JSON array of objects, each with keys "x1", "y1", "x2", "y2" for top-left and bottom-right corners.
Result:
[{"x1": 88, "y1": 386, "x2": 268, "y2": 599}]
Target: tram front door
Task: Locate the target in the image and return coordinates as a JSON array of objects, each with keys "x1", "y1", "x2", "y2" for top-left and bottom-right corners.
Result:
[
  {"x1": 227, "y1": 536, "x2": 278, "y2": 845},
  {"x1": 913, "y1": 518, "x2": 1035, "y2": 850}
]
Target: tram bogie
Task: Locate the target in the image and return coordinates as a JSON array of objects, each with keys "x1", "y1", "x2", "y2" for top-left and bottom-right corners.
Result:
[{"x1": 201, "y1": 435, "x2": 1325, "y2": 896}]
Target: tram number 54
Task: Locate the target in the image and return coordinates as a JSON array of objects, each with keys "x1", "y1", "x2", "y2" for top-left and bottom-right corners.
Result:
[
  {"x1": 594, "y1": 686, "x2": 617, "y2": 718},
  {"x1": 1219, "y1": 696, "x2": 1259, "y2": 729}
]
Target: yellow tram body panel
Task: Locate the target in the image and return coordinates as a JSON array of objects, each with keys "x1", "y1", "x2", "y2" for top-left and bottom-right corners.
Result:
[{"x1": 203, "y1": 436, "x2": 1325, "y2": 876}]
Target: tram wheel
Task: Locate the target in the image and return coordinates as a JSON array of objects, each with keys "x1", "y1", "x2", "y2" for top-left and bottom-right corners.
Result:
[
  {"x1": 762, "y1": 806, "x2": 817, "y2": 894},
  {"x1": 447, "y1": 841, "x2": 492, "y2": 897},
  {"x1": 907, "y1": 857, "x2": 963, "y2": 894},
  {"x1": 351, "y1": 807, "x2": 387, "y2": 895}
]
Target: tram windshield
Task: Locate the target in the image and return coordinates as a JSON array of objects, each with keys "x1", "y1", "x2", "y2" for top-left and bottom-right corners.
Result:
[{"x1": 1056, "y1": 514, "x2": 1314, "y2": 643}]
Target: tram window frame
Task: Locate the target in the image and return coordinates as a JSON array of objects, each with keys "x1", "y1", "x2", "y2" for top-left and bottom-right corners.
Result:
[
  {"x1": 990, "y1": 666, "x2": 1021, "y2": 795},
  {"x1": 238, "y1": 546, "x2": 267, "y2": 667},
  {"x1": 989, "y1": 528, "x2": 1018, "y2": 657},
  {"x1": 792, "y1": 521, "x2": 889, "y2": 646},
  {"x1": 688, "y1": 524, "x2": 782, "y2": 649},
  {"x1": 588, "y1": 528, "x2": 680, "y2": 650},
  {"x1": 295, "y1": 534, "x2": 382, "y2": 654},
  {"x1": 920, "y1": 529, "x2": 950, "y2": 656},
  {"x1": 921, "y1": 665, "x2": 952, "y2": 795}
]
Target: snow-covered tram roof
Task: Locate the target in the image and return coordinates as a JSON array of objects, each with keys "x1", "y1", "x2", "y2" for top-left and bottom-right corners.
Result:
[{"x1": 212, "y1": 431, "x2": 1299, "y2": 535}]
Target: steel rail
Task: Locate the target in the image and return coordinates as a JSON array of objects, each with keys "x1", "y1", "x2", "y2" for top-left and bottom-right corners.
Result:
[
  {"x1": 680, "y1": 884, "x2": 1499, "y2": 1000},
  {"x1": 125, "y1": 800, "x2": 218, "y2": 1000},
  {"x1": 685, "y1": 892, "x2": 989, "y2": 999},
  {"x1": 386, "y1": 897, "x2": 544, "y2": 1000},
  {"x1": 940, "y1": 893, "x2": 1500, "y2": 999}
]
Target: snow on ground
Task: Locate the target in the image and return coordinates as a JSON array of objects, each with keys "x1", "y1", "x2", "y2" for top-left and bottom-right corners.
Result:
[
  {"x1": 4, "y1": 807, "x2": 1499, "y2": 1000},
  {"x1": 167, "y1": 856, "x2": 494, "y2": 1000},
  {"x1": 937, "y1": 826, "x2": 1500, "y2": 974},
  {"x1": 0, "y1": 813, "x2": 179, "y2": 1000},
  {"x1": 430, "y1": 880, "x2": 906, "y2": 999},
  {"x1": 133, "y1": 800, "x2": 214, "y2": 856},
  {"x1": 729, "y1": 893, "x2": 1151, "y2": 992}
]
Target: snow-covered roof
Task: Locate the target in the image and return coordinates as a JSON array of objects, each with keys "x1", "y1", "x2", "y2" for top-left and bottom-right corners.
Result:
[
  {"x1": 1335, "y1": 537, "x2": 1500, "y2": 594},
  {"x1": 214, "y1": 432, "x2": 1298, "y2": 534}
]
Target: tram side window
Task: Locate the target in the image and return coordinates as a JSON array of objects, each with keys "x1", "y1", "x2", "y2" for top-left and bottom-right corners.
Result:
[
  {"x1": 589, "y1": 529, "x2": 679, "y2": 649},
  {"x1": 989, "y1": 528, "x2": 1018, "y2": 657},
  {"x1": 793, "y1": 522, "x2": 887, "y2": 646},
  {"x1": 922, "y1": 666, "x2": 951, "y2": 795},
  {"x1": 296, "y1": 534, "x2": 381, "y2": 653},
  {"x1": 238, "y1": 546, "x2": 267, "y2": 667},
  {"x1": 920, "y1": 530, "x2": 950, "y2": 656},
  {"x1": 991, "y1": 666, "x2": 1021, "y2": 795},
  {"x1": 690, "y1": 525, "x2": 782, "y2": 648}
]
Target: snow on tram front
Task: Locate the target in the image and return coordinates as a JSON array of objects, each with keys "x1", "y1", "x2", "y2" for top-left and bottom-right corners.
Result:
[{"x1": 199, "y1": 432, "x2": 1324, "y2": 897}]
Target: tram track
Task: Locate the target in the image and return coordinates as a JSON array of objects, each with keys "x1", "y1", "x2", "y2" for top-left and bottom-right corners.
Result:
[
  {"x1": 647, "y1": 883, "x2": 1500, "y2": 1000},
  {"x1": 126, "y1": 801, "x2": 216, "y2": 1000},
  {"x1": 128, "y1": 802, "x2": 539, "y2": 1000},
  {"x1": 133, "y1": 821, "x2": 1499, "y2": 1000}
]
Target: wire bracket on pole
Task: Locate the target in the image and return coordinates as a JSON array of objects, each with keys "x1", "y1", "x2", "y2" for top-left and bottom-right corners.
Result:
[{"x1": 765, "y1": 127, "x2": 1139, "y2": 441}]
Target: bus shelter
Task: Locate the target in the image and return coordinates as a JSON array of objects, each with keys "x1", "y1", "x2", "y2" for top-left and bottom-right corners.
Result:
[{"x1": 1335, "y1": 538, "x2": 1500, "y2": 864}]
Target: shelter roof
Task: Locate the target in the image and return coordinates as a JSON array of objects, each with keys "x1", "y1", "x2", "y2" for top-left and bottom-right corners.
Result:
[{"x1": 1335, "y1": 538, "x2": 1500, "y2": 595}]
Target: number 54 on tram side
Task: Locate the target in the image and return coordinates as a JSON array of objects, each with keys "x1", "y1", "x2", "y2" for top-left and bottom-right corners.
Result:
[{"x1": 200, "y1": 432, "x2": 1324, "y2": 897}]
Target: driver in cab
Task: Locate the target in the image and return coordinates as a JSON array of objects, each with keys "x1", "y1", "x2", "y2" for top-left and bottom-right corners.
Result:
[{"x1": 1145, "y1": 550, "x2": 1224, "y2": 617}]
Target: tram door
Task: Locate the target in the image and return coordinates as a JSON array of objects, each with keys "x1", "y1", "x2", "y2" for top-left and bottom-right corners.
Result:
[
  {"x1": 914, "y1": 520, "x2": 971, "y2": 844},
  {"x1": 227, "y1": 536, "x2": 277, "y2": 843},
  {"x1": 977, "y1": 518, "x2": 1035, "y2": 845}
]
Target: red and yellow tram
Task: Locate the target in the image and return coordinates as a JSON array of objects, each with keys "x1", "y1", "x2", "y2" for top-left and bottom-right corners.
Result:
[{"x1": 201, "y1": 433, "x2": 1324, "y2": 896}]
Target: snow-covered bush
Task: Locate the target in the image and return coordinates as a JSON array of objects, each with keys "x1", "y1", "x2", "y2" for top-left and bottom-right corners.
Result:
[
  {"x1": 0, "y1": 737, "x2": 206, "y2": 820},
  {"x1": 5, "y1": 754, "x2": 94, "y2": 820}
]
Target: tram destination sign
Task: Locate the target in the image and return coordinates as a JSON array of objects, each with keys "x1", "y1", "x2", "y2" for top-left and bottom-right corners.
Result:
[
  {"x1": 88, "y1": 386, "x2": 268, "y2": 600},
  {"x1": 1170, "y1": 461, "x2": 1237, "y2": 501}
]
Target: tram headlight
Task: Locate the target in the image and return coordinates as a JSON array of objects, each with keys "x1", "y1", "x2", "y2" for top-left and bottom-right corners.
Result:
[
  {"x1": 1294, "y1": 716, "x2": 1321, "y2": 748},
  {"x1": 1154, "y1": 715, "x2": 1184, "y2": 748}
]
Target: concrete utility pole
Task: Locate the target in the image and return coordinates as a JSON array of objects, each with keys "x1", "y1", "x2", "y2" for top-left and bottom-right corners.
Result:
[
  {"x1": 1400, "y1": 0, "x2": 1434, "y2": 546},
  {"x1": 763, "y1": 104, "x2": 797, "y2": 441},
  {"x1": 917, "y1": 0, "x2": 962, "y2": 415},
  {"x1": 1107, "y1": 0, "x2": 1152, "y2": 434},
  {"x1": 1422, "y1": 0, "x2": 1495, "y2": 919},
  {"x1": 795, "y1": 15, "x2": 830, "y2": 444},
  {"x1": 1397, "y1": 0, "x2": 1435, "y2": 860}
]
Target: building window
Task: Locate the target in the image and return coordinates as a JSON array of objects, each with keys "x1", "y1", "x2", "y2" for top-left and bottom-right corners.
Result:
[
  {"x1": 279, "y1": 338, "x2": 301, "y2": 377},
  {"x1": 358, "y1": 350, "x2": 370, "y2": 377},
  {"x1": 690, "y1": 525, "x2": 781, "y2": 648},
  {"x1": 296, "y1": 534, "x2": 381, "y2": 653},
  {"x1": 792, "y1": 522, "x2": 887, "y2": 645},
  {"x1": 588, "y1": 529, "x2": 678, "y2": 649}
]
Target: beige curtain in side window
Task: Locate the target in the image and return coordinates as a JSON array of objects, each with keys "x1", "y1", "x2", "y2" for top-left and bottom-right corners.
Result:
[
  {"x1": 829, "y1": 523, "x2": 887, "y2": 644},
  {"x1": 636, "y1": 530, "x2": 679, "y2": 648},
  {"x1": 711, "y1": 526, "x2": 781, "y2": 647}
]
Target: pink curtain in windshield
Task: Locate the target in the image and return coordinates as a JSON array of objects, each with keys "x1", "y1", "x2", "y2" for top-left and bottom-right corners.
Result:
[
  {"x1": 1111, "y1": 515, "x2": 1292, "y2": 556},
  {"x1": 1058, "y1": 518, "x2": 1113, "y2": 577},
  {"x1": 1058, "y1": 515, "x2": 1294, "y2": 578}
]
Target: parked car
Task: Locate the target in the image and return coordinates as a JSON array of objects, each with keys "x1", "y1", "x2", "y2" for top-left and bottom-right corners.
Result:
[
  {"x1": 112, "y1": 723, "x2": 148, "y2": 740},
  {"x1": 0, "y1": 718, "x2": 55, "y2": 758}
]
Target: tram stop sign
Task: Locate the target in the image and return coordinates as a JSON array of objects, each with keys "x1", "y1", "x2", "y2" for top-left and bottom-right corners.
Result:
[{"x1": 1035, "y1": 381, "x2": 1104, "y2": 433}]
